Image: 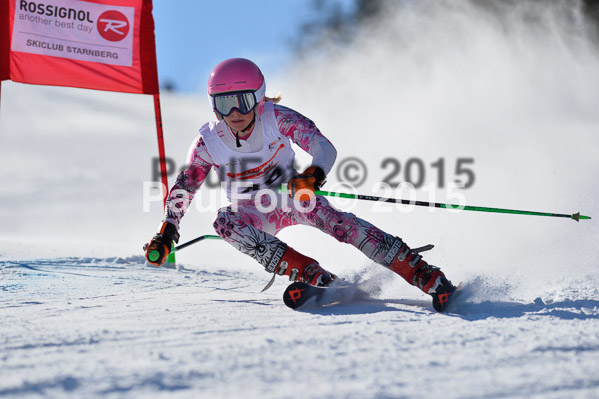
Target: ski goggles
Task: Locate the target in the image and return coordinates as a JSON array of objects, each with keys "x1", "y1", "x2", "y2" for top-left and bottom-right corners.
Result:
[{"x1": 212, "y1": 91, "x2": 257, "y2": 117}]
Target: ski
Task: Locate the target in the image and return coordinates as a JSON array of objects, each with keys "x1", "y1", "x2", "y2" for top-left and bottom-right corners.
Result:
[
  {"x1": 283, "y1": 281, "x2": 357, "y2": 310},
  {"x1": 284, "y1": 280, "x2": 463, "y2": 312},
  {"x1": 432, "y1": 282, "x2": 463, "y2": 312}
]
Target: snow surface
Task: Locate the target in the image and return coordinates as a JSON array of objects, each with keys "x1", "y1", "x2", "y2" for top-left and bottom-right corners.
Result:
[{"x1": 1, "y1": 1, "x2": 599, "y2": 398}]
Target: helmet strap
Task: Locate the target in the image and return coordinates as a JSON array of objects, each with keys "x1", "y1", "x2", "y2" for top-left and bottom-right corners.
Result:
[
  {"x1": 229, "y1": 113, "x2": 256, "y2": 148},
  {"x1": 241, "y1": 113, "x2": 256, "y2": 133}
]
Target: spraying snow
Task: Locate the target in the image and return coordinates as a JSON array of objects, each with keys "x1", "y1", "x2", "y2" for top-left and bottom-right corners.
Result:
[{"x1": 276, "y1": 0, "x2": 599, "y2": 299}]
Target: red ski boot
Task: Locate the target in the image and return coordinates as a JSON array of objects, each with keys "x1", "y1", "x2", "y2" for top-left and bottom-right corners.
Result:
[
  {"x1": 383, "y1": 237, "x2": 457, "y2": 311},
  {"x1": 270, "y1": 245, "x2": 336, "y2": 287}
]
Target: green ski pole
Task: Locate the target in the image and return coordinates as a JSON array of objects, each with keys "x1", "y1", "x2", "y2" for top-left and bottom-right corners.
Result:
[
  {"x1": 146, "y1": 235, "x2": 222, "y2": 264},
  {"x1": 310, "y1": 189, "x2": 590, "y2": 222},
  {"x1": 280, "y1": 185, "x2": 589, "y2": 222},
  {"x1": 172, "y1": 234, "x2": 222, "y2": 253}
]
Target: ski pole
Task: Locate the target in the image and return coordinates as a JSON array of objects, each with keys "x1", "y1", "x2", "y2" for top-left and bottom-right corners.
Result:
[
  {"x1": 173, "y1": 234, "x2": 222, "y2": 252},
  {"x1": 146, "y1": 234, "x2": 222, "y2": 263},
  {"x1": 311, "y1": 189, "x2": 590, "y2": 222},
  {"x1": 276, "y1": 185, "x2": 589, "y2": 222}
]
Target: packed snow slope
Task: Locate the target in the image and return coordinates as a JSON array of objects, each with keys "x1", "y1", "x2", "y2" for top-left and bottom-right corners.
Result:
[{"x1": 1, "y1": 1, "x2": 599, "y2": 398}]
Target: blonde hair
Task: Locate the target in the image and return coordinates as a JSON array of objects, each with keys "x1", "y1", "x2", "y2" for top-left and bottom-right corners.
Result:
[{"x1": 265, "y1": 93, "x2": 282, "y2": 104}]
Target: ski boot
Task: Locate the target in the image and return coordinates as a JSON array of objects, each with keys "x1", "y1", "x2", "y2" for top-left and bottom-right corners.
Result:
[
  {"x1": 384, "y1": 237, "x2": 457, "y2": 311},
  {"x1": 269, "y1": 245, "x2": 336, "y2": 287}
]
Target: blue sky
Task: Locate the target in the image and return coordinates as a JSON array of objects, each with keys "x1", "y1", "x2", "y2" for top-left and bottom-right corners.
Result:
[{"x1": 153, "y1": 1, "x2": 354, "y2": 93}]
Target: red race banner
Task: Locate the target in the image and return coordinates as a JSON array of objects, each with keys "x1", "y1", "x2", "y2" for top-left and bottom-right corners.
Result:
[
  {"x1": 1, "y1": 0, "x2": 158, "y2": 94},
  {"x1": 1, "y1": 0, "x2": 170, "y2": 209}
]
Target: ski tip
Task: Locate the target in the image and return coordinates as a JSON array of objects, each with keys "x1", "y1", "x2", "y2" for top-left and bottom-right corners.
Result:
[
  {"x1": 432, "y1": 281, "x2": 462, "y2": 312},
  {"x1": 283, "y1": 282, "x2": 311, "y2": 310},
  {"x1": 572, "y1": 212, "x2": 591, "y2": 222}
]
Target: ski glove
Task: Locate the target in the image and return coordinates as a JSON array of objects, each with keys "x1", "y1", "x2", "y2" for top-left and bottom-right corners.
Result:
[
  {"x1": 288, "y1": 166, "x2": 326, "y2": 202},
  {"x1": 144, "y1": 221, "x2": 180, "y2": 267}
]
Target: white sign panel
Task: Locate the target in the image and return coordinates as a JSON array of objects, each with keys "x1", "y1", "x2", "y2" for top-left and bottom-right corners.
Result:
[{"x1": 11, "y1": 0, "x2": 135, "y2": 66}]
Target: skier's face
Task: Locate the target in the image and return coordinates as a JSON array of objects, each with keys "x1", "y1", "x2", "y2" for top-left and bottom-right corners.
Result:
[{"x1": 224, "y1": 109, "x2": 255, "y2": 135}]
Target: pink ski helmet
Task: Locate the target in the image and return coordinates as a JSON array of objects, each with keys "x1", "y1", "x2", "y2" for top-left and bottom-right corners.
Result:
[{"x1": 208, "y1": 58, "x2": 266, "y2": 119}]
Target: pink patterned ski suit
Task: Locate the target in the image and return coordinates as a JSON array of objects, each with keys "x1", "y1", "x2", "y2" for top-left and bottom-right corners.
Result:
[{"x1": 163, "y1": 102, "x2": 443, "y2": 293}]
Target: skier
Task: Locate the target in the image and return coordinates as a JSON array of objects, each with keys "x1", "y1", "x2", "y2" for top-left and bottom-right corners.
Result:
[{"x1": 144, "y1": 58, "x2": 457, "y2": 311}]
